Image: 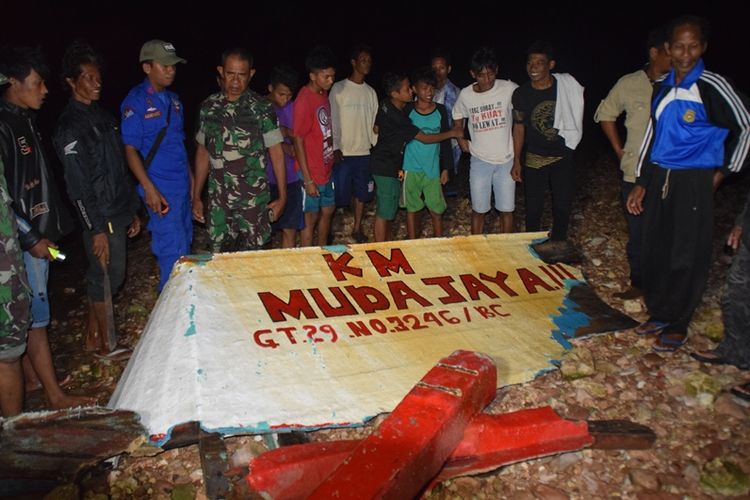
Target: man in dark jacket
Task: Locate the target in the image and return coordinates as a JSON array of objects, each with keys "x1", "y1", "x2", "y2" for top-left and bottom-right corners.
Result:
[
  {"x1": 53, "y1": 42, "x2": 141, "y2": 356},
  {"x1": 0, "y1": 46, "x2": 94, "y2": 409}
]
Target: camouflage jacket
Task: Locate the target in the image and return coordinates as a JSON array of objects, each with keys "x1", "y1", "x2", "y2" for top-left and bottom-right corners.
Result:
[
  {"x1": 1, "y1": 157, "x2": 30, "y2": 337},
  {"x1": 196, "y1": 90, "x2": 283, "y2": 191}
]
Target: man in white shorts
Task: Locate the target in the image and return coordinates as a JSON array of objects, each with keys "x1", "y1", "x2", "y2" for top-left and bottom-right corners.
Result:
[{"x1": 453, "y1": 47, "x2": 518, "y2": 234}]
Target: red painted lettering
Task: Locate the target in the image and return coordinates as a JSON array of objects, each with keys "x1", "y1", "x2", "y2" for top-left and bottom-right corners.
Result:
[
  {"x1": 538, "y1": 266, "x2": 563, "y2": 288},
  {"x1": 319, "y1": 324, "x2": 338, "y2": 343},
  {"x1": 258, "y1": 290, "x2": 318, "y2": 322},
  {"x1": 304, "y1": 325, "x2": 323, "y2": 343},
  {"x1": 369, "y1": 318, "x2": 387, "y2": 333},
  {"x1": 366, "y1": 248, "x2": 415, "y2": 277},
  {"x1": 460, "y1": 274, "x2": 499, "y2": 300},
  {"x1": 277, "y1": 326, "x2": 298, "y2": 344},
  {"x1": 322, "y1": 252, "x2": 363, "y2": 281},
  {"x1": 474, "y1": 306, "x2": 495, "y2": 319},
  {"x1": 344, "y1": 285, "x2": 390, "y2": 314},
  {"x1": 308, "y1": 287, "x2": 358, "y2": 317},
  {"x1": 347, "y1": 320, "x2": 372, "y2": 337},
  {"x1": 490, "y1": 304, "x2": 510, "y2": 317},
  {"x1": 387, "y1": 280, "x2": 432, "y2": 310},
  {"x1": 479, "y1": 271, "x2": 519, "y2": 297},
  {"x1": 422, "y1": 276, "x2": 467, "y2": 304},
  {"x1": 438, "y1": 310, "x2": 460, "y2": 324},
  {"x1": 422, "y1": 311, "x2": 443, "y2": 327},
  {"x1": 253, "y1": 329, "x2": 279, "y2": 349},
  {"x1": 516, "y1": 268, "x2": 556, "y2": 294}
]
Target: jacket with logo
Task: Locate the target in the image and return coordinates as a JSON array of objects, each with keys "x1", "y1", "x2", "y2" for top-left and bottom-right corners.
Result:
[
  {"x1": 53, "y1": 99, "x2": 140, "y2": 234},
  {"x1": 0, "y1": 100, "x2": 73, "y2": 250},
  {"x1": 636, "y1": 59, "x2": 750, "y2": 186}
]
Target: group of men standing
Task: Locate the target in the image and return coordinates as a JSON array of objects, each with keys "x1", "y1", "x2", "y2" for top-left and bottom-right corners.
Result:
[
  {"x1": 2, "y1": 12, "x2": 749, "y2": 416},
  {"x1": 596, "y1": 16, "x2": 750, "y2": 397}
]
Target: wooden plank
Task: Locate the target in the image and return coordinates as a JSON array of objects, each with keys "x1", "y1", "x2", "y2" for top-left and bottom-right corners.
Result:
[
  {"x1": 199, "y1": 429, "x2": 230, "y2": 500},
  {"x1": 0, "y1": 407, "x2": 145, "y2": 484},
  {"x1": 587, "y1": 419, "x2": 657, "y2": 450}
]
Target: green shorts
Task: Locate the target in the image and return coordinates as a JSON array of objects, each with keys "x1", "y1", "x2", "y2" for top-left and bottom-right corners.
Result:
[
  {"x1": 373, "y1": 175, "x2": 401, "y2": 221},
  {"x1": 402, "y1": 171, "x2": 446, "y2": 214}
]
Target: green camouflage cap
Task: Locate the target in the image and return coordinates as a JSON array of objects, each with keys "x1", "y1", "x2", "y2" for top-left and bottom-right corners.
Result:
[
  {"x1": 0, "y1": 72, "x2": 7, "y2": 85},
  {"x1": 139, "y1": 40, "x2": 186, "y2": 65}
]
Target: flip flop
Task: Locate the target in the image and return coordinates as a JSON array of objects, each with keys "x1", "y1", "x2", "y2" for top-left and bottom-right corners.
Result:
[
  {"x1": 652, "y1": 332, "x2": 687, "y2": 352},
  {"x1": 690, "y1": 350, "x2": 730, "y2": 365},
  {"x1": 635, "y1": 320, "x2": 670, "y2": 336},
  {"x1": 730, "y1": 382, "x2": 750, "y2": 402},
  {"x1": 94, "y1": 346, "x2": 132, "y2": 362}
]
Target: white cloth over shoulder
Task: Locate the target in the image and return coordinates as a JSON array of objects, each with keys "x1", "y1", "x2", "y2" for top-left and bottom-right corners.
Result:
[{"x1": 553, "y1": 73, "x2": 585, "y2": 150}]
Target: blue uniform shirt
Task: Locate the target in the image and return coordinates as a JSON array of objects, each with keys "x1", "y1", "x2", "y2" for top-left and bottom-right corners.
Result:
[{"x1": 120, "y1": 78, "x2": 190, "y2": 193}]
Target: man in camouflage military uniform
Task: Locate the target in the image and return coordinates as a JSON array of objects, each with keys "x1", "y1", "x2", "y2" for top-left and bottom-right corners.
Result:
[
  {"x1": 193, "y1": 48, "x2": 286, "y2": 252},
  {"x1": 0, "y1": 70, "x2": 31, "y2": 416}
]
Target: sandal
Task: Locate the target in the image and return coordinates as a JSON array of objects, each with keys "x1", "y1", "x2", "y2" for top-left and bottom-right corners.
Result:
[
  {"x1": 94, "y1": 346, "x2": 132, "y2": 362},
  {"x1": 730, "y1": 382, "x2": 750, "y2": 402},
  {"x1": 690, "y1": 350, "x2": 731, "y2": 365},
  {"x1": 635, "y1": 320, "x2": 669, "y2": 336},
  {"x1": 653, "y1": 332, "x2": 687, "y2": 352}
]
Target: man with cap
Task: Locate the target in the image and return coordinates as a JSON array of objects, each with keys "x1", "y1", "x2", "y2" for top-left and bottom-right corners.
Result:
[{"x1": 121, "y1": 40, "x2": 192, "y2": 291}]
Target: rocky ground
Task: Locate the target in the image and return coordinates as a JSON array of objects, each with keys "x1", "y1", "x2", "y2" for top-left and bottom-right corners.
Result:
[{"x1": 28, "y1": 143, "x2": 750, "y2": 499}]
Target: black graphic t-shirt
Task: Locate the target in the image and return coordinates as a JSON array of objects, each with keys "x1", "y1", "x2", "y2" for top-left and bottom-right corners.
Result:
[{"x1": 512, "y1": 80, "x2": 570, "y2": 160}]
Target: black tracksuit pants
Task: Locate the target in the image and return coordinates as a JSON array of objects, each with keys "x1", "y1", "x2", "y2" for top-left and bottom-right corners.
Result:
[{"x1": 641, "y1": 167, "x2": 714, "y2": 334}]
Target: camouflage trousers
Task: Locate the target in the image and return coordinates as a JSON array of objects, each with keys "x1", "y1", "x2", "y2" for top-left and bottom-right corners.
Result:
[
  {"x1": 0, "y1": 274, "x2": 30, "y2": 361},
  {"x1": 715, "y1": 243, "x2": 750, "y2": 369},
  {"x1": 208, "y1": 202, "x2": 271, "y2": 253}
]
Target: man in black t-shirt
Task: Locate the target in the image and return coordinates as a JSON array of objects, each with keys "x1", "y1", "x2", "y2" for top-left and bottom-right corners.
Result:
[{"x1": 511, "y1": 41, "x2": 584, "y2": 257}]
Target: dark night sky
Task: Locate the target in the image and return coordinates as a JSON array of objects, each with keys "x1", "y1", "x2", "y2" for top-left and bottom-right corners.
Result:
[{"x1": 4, "y1": 0, "x2": 748, "y2": 146}]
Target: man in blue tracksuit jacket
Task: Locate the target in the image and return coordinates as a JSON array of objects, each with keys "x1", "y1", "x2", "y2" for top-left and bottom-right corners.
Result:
[
  {"x1": 121, "y1": 40, "x2": 192, "y2": 291},
  {"x1": 627, "y1": 15, "x2": 750, "y2": 351}
]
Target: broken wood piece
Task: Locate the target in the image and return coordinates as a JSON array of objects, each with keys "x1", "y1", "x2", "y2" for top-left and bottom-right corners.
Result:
[
  {"x1": 586, "y1": 419, "x2": 656, "y2": 450},
  {"x1": 0, "y1": 407, "x2": 145, "y2": 487},
  {"x1": 246, "y1": 407, "x2": 655, "y2": 499},
  {"x1": 431, "y1": 406, "x2": 592, "y2": 484},
  {"x1": 308, "y1": 350, "x2": 497, "y2": 500},
  {"x1": 199, "y1": 429, "x2": 230, "y2": 500}
]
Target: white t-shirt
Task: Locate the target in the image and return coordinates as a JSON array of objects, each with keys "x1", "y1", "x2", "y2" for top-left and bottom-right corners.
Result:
[
  {"x1": 329, "y1": 78, "x2": 379, "y2": 156},
  {"x1": 453, "y1": 79, "x2": 517, "y2": 164}
]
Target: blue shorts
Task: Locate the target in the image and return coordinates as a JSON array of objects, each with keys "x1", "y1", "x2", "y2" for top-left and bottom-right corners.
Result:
[
  {"x1": 303, "y1": 181, "x2": 335, "y2": 213},
  {"x1": 271, "y1": 180, "x2": 304, "y2": 231},
  {"x1": 23, "y1": 251, "x2": 50, "y2": 328},
  {"x1": 469, "y1": 157, "x2": 515, "y2": 213},
  {"x1": 333, "y1": 155, "x2": 374, "y2": 205}
]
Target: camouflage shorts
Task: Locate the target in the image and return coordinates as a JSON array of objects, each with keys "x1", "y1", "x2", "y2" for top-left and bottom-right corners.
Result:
[{"x1": 0, "y1": 276, "x2": 30, "y2": 361}]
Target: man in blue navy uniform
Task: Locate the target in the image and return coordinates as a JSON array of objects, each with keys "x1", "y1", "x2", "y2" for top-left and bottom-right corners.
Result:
[
  {"x1": 121, "y1": 40, "x2": 192, "y2": 291},
  {"x1": 627, "y1": 15, "x2": 750, "y2": 352}
]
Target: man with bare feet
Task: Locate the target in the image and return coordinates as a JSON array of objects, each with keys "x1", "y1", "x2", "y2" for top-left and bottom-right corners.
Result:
[{"x1": 0, "y1": 47, "x2": 96, "y2": 410}]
